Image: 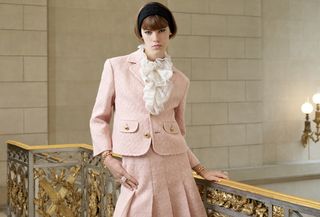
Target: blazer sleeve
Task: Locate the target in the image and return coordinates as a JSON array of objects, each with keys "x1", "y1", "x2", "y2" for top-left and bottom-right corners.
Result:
[
  {"x1": 90, "y1": 59, "x2": 115, "y2": 157},
  {"x1": 174, "y1": 79, "x2": 200, "y2": 168}
]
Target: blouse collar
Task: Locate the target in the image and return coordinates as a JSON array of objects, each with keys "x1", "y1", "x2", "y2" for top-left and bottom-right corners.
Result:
[{"x1": 138, "y1": 44, "x2": 173, "y2": 115}]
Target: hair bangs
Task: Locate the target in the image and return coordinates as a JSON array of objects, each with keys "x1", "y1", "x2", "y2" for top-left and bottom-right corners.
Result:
[{"x1": 141, "y1": 15, "x2": 168, "y2": 30}]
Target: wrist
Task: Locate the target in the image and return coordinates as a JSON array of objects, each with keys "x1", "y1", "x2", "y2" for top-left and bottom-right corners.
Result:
[
  {"x1": 193, "y1": 164, "x2": 208, "y2": 176},
  {"x1": 101, "y1": 150, "x2": 113, "y2": 162}
]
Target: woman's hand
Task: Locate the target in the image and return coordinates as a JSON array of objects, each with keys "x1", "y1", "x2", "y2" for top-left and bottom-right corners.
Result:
[
  {"x1": 193, "y1": 164, "x2": 229, "y2": 182},
  {"x1": 103, "y1": 156, "x2": 139, "y2": 191},
  {"x1": 200, "y1": 170, "x2": 229, "y2": 182}
]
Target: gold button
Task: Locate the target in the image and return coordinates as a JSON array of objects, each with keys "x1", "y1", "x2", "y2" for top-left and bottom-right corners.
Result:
[
  {"x1": 144, "y1": 133, "x2": 151, "y2": 138},
  {"x1": 170, "y1": 126, "x2": 174, "y2": 132}
]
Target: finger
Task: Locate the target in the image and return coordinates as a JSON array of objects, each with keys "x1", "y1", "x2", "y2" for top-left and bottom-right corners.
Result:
[
  {"x1": 215, "y1": 171, "x2": 228, "y2": 179},
  {"x1": 126, "y1": 179, "x2": 138, "y2": 189},
  {"x1": 122, "y1": 182, "x2": 134, "y2": 191},
  {"x1": 221, "y1": 172, "x2": 229, "y2": 179},
  {"x1": 124, "y1": 173, "x2": 139, "y2": 186},
  {"x1": 217, "y1": 173, "x2": 228, "y2": 179},
  {"x1": 208, "y1": 176, "x2": 221, "y2": 182},
  {"x1": 115, "y1": 172, "x2": 127, "y2": 182},
  {"x1": 204, "y1": 174, "x2": 220, "y2": 182}
]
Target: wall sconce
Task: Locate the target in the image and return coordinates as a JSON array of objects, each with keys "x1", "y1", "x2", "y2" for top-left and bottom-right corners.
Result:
[{"x1": 301, "y1": 93, "x2": 320, "y2": 147}]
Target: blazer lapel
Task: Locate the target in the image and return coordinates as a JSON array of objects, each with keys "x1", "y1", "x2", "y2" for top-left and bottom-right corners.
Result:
[
  {"x1": 127, "y1": 50, "x2": 144, "y2": 86},
  {"x1": 129, "y1": 63, "x2": 144, "y2": 86}
]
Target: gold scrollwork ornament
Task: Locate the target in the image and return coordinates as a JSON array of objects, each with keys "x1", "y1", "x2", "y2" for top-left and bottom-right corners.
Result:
[
  {"x1": 88, "y1": 169, "x2": 102, "y2": 217},
  {"x1": 8, "y1": 163, "x2": 28, "y2": 217},
  {"x1": 273, "y1": 206, "x2": 285, "y2": 217},
  {"x1": 206, "y1": 188, "x2": 268, "y2": 217},
  {"x1": 34, "y1": 166, "x2": 82, "y2": 217}
]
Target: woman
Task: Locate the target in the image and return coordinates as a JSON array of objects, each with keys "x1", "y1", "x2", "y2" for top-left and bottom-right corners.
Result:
[{"x1": 90, "y1": 2, "x2": 228, "y2": 217}]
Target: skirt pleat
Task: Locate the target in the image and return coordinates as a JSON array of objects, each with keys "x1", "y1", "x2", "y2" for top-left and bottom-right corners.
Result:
[{"x1": 113, "y1": 147, "x2": 207, "y2": 217}]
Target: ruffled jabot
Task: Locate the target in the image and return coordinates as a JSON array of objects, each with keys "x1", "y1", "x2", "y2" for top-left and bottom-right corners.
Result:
[{"x1": 138, "y1": 45, "x2": 173, "y2": 115}]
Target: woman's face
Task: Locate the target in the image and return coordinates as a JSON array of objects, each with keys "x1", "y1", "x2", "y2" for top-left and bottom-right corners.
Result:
[{"x1": 141, "y1": 26, "x2": 171, "y2": 59}]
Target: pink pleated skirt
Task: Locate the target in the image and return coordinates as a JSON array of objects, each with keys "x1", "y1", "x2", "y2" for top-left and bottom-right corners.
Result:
[{"x1": 113, "y1": 147, "x2": 207, "y2": 217}]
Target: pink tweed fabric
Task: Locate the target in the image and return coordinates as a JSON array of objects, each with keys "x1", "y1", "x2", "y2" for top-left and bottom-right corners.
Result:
[
  {"x1": 90, "y1": 49, "x2": 194, "y2": 157},
  {"x1": 113, "y1": 147, "x2": 207, "y2": 217}
]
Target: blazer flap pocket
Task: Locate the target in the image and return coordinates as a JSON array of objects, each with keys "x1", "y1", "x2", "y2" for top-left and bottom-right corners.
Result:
[
  {"x1": 119, "y1": 120, "x2": 139, "y2": 133},
  {"x1": 163, "y1": 121, "x2": 179, "y2": 134}
]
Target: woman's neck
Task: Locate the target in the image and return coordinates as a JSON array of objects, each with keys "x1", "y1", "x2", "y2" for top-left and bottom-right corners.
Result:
[{"x1": 144, "y1": 49, "x2": 165, "y2": 61}]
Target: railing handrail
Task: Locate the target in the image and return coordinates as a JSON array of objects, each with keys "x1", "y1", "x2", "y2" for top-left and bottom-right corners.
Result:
[
  {"x1": 216, "y1": 179, "x2": 320, "y2": 210},
  {"x1": 6, "y1": 140, "x2": 93, "y2": 151},
  {"x1": 7, "y1": 140, "x2": 320, "y2": 211}
]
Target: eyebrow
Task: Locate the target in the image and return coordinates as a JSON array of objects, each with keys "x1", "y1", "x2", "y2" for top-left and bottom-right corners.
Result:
[{"x1": 142, "y1": 28, "x2": 165, "y2": 31}]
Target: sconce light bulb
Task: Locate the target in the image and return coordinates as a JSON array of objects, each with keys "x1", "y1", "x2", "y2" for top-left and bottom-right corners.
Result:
[
  {"x1": 301, "y1": 102, "x2": 313, "y2": 114},
  {"x1": 312, "y1": 93, "x2": 320, "y2": 104}
]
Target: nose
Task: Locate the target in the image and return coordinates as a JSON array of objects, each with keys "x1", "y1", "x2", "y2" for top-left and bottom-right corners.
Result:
[{"x1": 151, "y1": 32, "x2": 159, "y2": 41}]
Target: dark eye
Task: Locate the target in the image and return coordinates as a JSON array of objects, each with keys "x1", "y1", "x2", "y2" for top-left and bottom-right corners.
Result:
[
  {"x1": 159, "y1": 28, "x2": 166, "y2": 32},
  {"x1": 144, "y1": 30, "x2": 152, "y2": 35}
]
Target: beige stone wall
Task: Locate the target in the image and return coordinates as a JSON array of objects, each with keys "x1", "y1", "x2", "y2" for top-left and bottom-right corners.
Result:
[
  {"x1": 168, "y1": 0, "x2": 263, "y2": 169},
  {"x1": 258, "y1": 179, "x2": 320, "y2": 202},
  {"x1": 263, "y1": 0, "x2": 320, "y2": 164},
  {"x1": 0, "y1": 0, "x2": 48, "y2": 188}
]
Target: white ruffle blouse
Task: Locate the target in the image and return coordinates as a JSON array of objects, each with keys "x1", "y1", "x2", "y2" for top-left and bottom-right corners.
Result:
[{"x1": 138, "y1": 45, "x2": 173, "y2": 115}]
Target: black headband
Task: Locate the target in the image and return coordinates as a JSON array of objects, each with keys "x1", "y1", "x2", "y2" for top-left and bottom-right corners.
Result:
[{"x1": 137, "y1": 3, "x2": 174, "y2": 37}]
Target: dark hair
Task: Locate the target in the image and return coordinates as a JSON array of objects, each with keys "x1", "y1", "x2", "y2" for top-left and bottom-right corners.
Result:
[{"x1": 134, "y1": 2, "x2": 177, "y2": 40}]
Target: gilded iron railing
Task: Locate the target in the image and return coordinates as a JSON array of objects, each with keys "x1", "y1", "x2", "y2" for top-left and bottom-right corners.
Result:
[
  {"x1": 7, "y1": 140, "x2": 117, "y2": 217},
  {"x1": 195, "y1": 178, "x2": 320, "y2": 217},
  {"x1": 6, "y1": 140, "x2": 320, "y2": 217}
]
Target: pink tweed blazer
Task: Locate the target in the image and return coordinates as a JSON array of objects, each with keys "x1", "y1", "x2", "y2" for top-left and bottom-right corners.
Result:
[{"x1": 90, "y1": 49, "x2": 200, "y2": 167}]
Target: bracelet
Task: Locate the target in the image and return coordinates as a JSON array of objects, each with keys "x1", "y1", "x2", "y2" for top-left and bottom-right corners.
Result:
[
  {"x1": 194, "y1": 164, "x2": 207, "y2": 175},
  {"x1": 101, "y1": 150, "x2": 112, "y2": 162}
]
